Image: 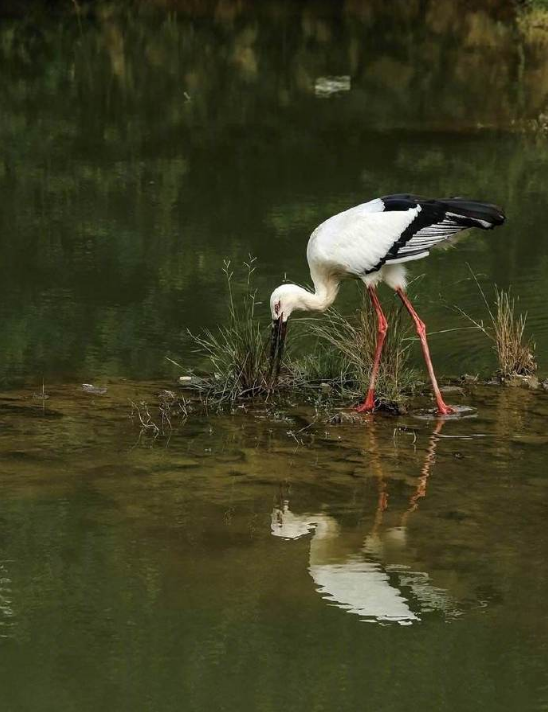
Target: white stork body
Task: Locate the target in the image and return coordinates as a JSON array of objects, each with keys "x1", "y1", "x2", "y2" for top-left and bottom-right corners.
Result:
[
  {"x1": 309, "y1": 199, "x2": 418, "y2": 283},
  {"x1": 269, "y1": 194, "x2": 505, "y2": 415}
]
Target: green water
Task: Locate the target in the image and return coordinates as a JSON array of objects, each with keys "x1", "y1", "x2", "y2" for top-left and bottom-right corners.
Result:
[
  {"x1": 2, "y1": 383, "x2": 548, "y2": 711},
  {"x1": 2, "y1": 3, "x2": 548, "y2": 711}
]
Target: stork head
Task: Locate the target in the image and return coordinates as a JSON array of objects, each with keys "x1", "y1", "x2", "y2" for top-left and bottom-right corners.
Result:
[
  {"x1": 270, "y1": 283, "x2": 305, "y2": 323},
  {"x1": 271, "y1": 501, "x2": 315, "y2": 540},
  {"x1": 268, "y1": 284, "x2": 302, "y2": 384}
]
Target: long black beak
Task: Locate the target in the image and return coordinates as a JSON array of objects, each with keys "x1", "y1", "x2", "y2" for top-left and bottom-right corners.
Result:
[{"x1": 268, "y1": 317, "x2": 288, "y2": 386}]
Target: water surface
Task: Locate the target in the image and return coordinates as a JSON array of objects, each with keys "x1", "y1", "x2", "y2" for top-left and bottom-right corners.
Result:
[
  {"x1": 1, "y1": 382, "x2": 548, "y2": 711},
  {"x1": 2, "y1": 2, "x2": 548, "y2": 385},
  {"x1": 2, "y1": 4, "x2": 548, "y2": 711}
]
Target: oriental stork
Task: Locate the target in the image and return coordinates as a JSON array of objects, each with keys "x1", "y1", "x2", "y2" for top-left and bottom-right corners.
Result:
[{"x1": 269, "y1": 194, "x2": 505, "y2": 415}]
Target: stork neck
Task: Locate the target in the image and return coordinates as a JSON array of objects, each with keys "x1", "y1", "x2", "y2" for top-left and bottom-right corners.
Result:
[{"x1": 309, "y1": 270, "x2": 340, "y2": 312}]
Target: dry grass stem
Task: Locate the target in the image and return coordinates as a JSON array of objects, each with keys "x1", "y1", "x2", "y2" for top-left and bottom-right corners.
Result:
[
  {"x1": 131, "y1": 391, "x2": 189, "y2": 436},
  {"x1": 456, "y1": 269, "x2": 536, "y2": 378},
  {"x1": 295, "y1": 293, "x2": 418, "y2": 409},
  {"x1": 492, "y1": 290, "x2": 536, "y2": 377}
]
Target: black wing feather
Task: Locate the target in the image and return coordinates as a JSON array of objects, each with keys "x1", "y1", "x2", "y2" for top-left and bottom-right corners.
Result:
[{"x1": 364, "y1": 194, "x2": 505, "y2": 274}]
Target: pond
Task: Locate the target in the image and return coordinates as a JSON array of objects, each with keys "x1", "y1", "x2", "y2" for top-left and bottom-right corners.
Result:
[
  {"x1": 1, "y1": 382, "x2": 548, "y2": 711},
  {"x1": 1, "y1": 2, "x2": 548, "y2": 711}
]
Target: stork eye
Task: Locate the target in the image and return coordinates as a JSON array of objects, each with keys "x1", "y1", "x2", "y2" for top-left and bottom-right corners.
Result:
[{"x1": 274, "y1": 302, "x2": 280, "y2": 316}]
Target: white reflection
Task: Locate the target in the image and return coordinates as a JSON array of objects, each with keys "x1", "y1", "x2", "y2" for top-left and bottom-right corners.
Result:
[
  {"x1": 314, "y1": 75, "x2": 351, "y2": 98},
  {"x1": 0, "y1": 560, "x2": 15, "y2": 638},
  {"x1": 271, "y1": 422, "x2": 454, "y2": 625}
]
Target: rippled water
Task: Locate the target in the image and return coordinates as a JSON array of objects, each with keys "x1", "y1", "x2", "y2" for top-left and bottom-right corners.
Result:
[{"x1": 2, "y1": 3, "x2": 548, "y2": 711}]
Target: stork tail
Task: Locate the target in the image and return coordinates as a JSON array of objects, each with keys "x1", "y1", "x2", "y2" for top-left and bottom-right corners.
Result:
[{"x1": 440, "y1": 199, "x2": 505, "y2": 230}]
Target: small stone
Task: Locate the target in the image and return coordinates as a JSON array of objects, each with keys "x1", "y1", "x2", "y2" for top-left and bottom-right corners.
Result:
[
  {"x1": 81, "y1": 384, "x2": 107, "y2": 395},
  {"x1": 460, "y1": 374, "x2": 478, "y2": 384},
  {"x1": 327, "y1": 411, "x2": 363, "y2": 425},
  {"x1": 440, "y1": 386, "x2": 465, "y2": 395},
  {"x1": 178, "y1": 375, "x2": 206, "y2": 387},
  {"x1": 503, "y1": 374, "x2": 539, "y2": 390}
]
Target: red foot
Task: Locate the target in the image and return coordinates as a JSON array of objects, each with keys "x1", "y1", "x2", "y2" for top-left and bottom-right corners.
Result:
[
  {"x1": 436, "y1": 404, "x2": 455, "y2": 416},
  {"x1": 356, "y1": 396, "x2": 376, "y2": 413}
]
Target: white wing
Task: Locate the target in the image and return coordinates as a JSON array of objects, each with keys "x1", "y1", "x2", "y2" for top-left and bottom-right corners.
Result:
[
  {"x1": 307, "y1": 200, "x2": 419, "y2": 275},
  {"x1": 307, "y1": 195, "x2": 505, "y2": 276}
]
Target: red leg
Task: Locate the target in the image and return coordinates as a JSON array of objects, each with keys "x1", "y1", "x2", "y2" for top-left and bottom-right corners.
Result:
[
  {"x1": 356, "y1": 286, "x2": 388, "y2": 413},
  {"x1": 396, "y1": 288, "x2": 454, "y2": 416}
]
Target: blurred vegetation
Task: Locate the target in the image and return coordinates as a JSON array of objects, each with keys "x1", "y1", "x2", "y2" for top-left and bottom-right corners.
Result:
[{"x1": 2, "y1": 0, "x2": 548, "y2": 387}]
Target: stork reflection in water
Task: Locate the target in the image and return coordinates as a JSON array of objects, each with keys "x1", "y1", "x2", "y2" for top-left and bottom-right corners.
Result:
[{"x1": 271, "y1": 421, "x2": 451, "y2": 625}]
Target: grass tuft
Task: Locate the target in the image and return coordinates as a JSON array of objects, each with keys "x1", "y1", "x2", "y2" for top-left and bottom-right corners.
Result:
[
  {"x1": 456, "y1": 271, "x2": 537, "y2": 378},
  {"x1": 187, "y1": 258, "x2": 271, "y2": 404},
  {"x1": 492, "y1": 289, "x2": 537, "y2": 377},
  {"x1": 292, "y1": 293, "x2": 418, "y2": 410}
]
